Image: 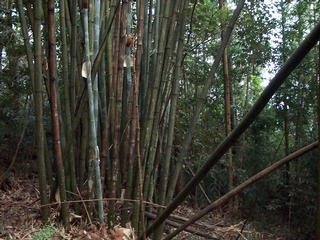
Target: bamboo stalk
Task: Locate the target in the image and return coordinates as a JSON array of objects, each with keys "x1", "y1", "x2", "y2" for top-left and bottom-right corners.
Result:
[
  {"x1": 60, "y1": 0, "x2": 77, "y2": 202},
  {"x1": 33, "y1": 0, "x2": 49, "y2": 224},
  {"x1": 131, "y1": 0, "x2": 146, "y2": 234},
  {"x1": 164, "y1": 0, "x2": 245, "y2": 206},
  {"x1": 152, "y1": 3, "x2": 188, "y2": 239},
  {"x1": 82, "y1": 0, "x2": 104, "y2": 223},
  {"x1": 108, "y1": 0, "x2": 121, "y2": 227},
  {"x1": 48, "y1": 0, "x2": 70, "y2": 228}
]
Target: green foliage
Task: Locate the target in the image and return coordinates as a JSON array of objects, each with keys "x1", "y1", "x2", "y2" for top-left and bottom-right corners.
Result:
[{"x1": 32, "y1": 224, "x2": 61, "y2": 240}]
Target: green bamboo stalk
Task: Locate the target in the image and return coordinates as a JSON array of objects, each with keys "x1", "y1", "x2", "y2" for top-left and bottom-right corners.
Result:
[
  {"x1": 33, "y1": 0, "x2": 49, "y2": 224},
  {"x1": 152, "y1": 2, "x2": 188, "y2": 239},
  {"x1": 70, "y1": 0, "x2": 78, "y2": 116},
  {"x1": 64, "y1": 0, "x2": 72, "y2": 35},
  {"x1": 89, "y1": 0, "x2": 94, "y2": 60},
  {"x1": 139, "y1": 0, "x2": 149, "y2": 112},
  {"x1": 16, "y1": 0, "x2": 35, "y2": 90},
  {"x1": 141, "y1": 0, "x2": 172, "y2": 167},
  {"x1": 98, "y1": 0, "x2": 107, "y2": 193},
  {"x1": 44, "y1": 134, "x2": 53, "y2": 186},
  {"x1": 79, "y1": 111, "x2": 89, "y2": 188},
  {"x1": 141, "y1": 0, "x2": 157, "y2": 126},
  {"x1": 70, "y1": 1, "x2": 119, "y2": 134},
  {"x1": 82, "y1": 0, "x2": 104, "y2": 223},
  {"x1": 60, "y1": 0, "x2": 77, "y2": 201},
  {"x1": 165, "y1": 0, "x2": 245, "y2": 206},
  {"x1": 143, "y1": 0, "x2": 182, "y2": 201},
  {"x1": 93, "y1": 0, "x2": 101, "y2": 130},
  {"x1": 92, "y1": 0, "x2": 120, "y2": 80}
]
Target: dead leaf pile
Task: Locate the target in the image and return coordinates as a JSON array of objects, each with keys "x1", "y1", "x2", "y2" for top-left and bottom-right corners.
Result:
[{"x1": 75, "y1": 223, "x2": 136, "y2": 240}]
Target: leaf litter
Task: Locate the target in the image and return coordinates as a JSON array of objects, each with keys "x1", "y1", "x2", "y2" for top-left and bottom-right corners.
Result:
[{"x1": 0, "y1": 173, "x2": 278, "y2": 239}]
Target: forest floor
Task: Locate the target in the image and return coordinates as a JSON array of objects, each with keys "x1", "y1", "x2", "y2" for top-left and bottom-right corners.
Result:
[
  {"x1": 0, "y1": 172, "x2": 282, "y2": 240},
  {"x1": 0, "y1": 141, "x2": 282, "y2": 240}
]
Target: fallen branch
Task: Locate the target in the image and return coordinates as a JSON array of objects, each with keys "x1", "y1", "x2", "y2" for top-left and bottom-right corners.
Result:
[
  {"x1": 150, "y1": 211, "x2": 217, "y2": 231},
  {"x1": 144, "y1": 211, "x2": 218, "y2": 239},
  {"x1": 39, "y1": 197, "x2": 166, "y2": 208},
  {"x1": 165, "y1": 141, "x2": 318, "y2": 239}
]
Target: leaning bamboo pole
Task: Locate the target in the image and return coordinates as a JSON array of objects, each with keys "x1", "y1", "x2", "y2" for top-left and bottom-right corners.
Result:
[{"x1": 165, "y1": 141, "x2": 318, "y2": 240}]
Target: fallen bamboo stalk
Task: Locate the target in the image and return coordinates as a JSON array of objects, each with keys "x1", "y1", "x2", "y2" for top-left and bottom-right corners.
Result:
[
  {"x1": 150, "y1": 210, "x2": 217, "y2": 231},
  {"x1": 165, "y1": 141, "x2": 318, "y2": 239},
  {"x1": 144, "y1": 211, "x2": 218, "y2": 239}
]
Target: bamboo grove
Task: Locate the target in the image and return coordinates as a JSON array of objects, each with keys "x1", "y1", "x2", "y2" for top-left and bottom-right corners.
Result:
[
  {"x1": 16, "y1": 0, "x2": 199, "y2": 236},
  {"x1": 9, "y1": 0, "x2": 320, "y2": 239}
]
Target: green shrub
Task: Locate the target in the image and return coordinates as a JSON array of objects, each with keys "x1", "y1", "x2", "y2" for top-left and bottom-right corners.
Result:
[{"x1": 32, "y1": 224, "x2": 60, "y2": 240}]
